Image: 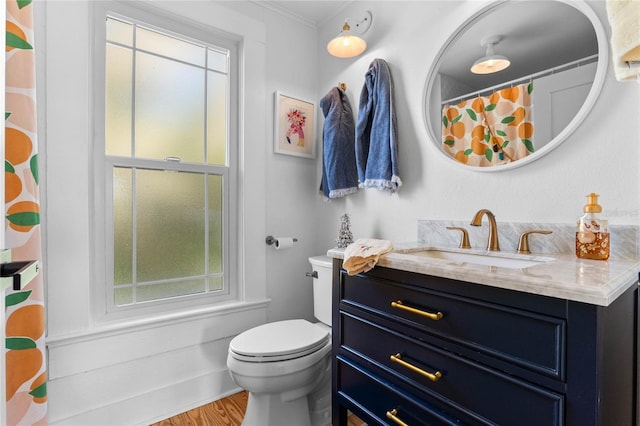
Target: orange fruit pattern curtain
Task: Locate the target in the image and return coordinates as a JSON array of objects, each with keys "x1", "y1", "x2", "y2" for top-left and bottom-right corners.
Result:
[
  {"x1": 5, "y1": 0, "x2": 47, "y2": 424},
  {"x1": 442, "y1": 83, "x2": 535, "y2": 167}
]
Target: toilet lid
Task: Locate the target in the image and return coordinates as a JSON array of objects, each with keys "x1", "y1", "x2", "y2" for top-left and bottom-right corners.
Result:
[{"x1": 229, "y1": 319, "x2": 329, "y2": 361}]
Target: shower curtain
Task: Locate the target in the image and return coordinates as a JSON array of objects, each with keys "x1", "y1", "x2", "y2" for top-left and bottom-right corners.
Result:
[
  {"x1": 5, "y1": 0, "x2": 47, "y2": 424},
  {"x1": 441, "y1": 83, "x2": 535, "y2": 167}
]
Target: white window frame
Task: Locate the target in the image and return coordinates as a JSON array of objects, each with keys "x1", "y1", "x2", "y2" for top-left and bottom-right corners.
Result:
[{"x1": 91, "y1": 1, "x2": 239, "y2": 322}]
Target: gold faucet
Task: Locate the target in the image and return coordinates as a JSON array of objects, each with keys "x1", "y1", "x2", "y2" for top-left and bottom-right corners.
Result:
[
  {"x1": 470, "y1": 209, "x2": 500, "y2": 251},
  {"x1": 446, "y1": 227, "x2": 471, "y2": 249},
  {"x1": 517, "y1": 230, "x2": 552, "y2": 254}
]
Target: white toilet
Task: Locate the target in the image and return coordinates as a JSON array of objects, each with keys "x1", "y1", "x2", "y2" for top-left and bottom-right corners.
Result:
[{"x1": 226, "y1": 255, "x2": 333, "y2": 426}]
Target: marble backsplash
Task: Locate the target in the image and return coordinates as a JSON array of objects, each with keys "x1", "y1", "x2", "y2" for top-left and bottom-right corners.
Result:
[{"x1": 417, "y1": 220, "x2": 640, "y2": 261}]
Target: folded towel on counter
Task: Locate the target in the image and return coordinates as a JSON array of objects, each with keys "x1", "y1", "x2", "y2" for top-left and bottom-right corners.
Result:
[
  {"x1": 343, "y1": 238, "x2": 393, "y2": 276},
  {"x1": 355, "y1": 58, "x2": 402, "y2": 193},
  {"x1": 319, "y1": 86, "x2": 359, "y2": 199},
  {"x1": 606, "y1": 0, "x2": 640, "y2": 81}
]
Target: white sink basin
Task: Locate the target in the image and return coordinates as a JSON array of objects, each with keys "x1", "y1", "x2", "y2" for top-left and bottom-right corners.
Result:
[{"x1": 396, "y1": 248, "x2": 554, "y2": 269}]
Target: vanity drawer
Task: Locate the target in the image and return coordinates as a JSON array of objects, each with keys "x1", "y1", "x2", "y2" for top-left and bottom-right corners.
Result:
[
  {"x1": 337, "y1": 356, "x2": 466, "y2": 426},
  {"x1": 340, "y1": 312, "x2": 564, "y2": 426},
  {"x1": 341, "y1": 271, "x2": 566, "y2": 380}
]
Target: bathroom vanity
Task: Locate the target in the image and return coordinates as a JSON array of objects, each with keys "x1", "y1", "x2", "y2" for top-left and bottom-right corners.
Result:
[{"x1": 329, "y1": 246, "x2": 640, "y2": 425}]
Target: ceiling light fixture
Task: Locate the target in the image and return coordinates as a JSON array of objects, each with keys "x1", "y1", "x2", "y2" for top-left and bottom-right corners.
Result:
[
  {"x1": 471, "y1": 35, "x2": 511, "y2": 74},
  {"x1": 327, "y1": 11, "x2": 372, "y2": 59}
]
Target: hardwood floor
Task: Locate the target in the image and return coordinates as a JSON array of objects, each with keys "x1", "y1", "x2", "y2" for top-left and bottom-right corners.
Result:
[
  {"x1": 150, "y1": 391, "x2": 366, "y2": 426},
  {"x1": 150, "y1": 391, "x2": 247, "y2": 426}
]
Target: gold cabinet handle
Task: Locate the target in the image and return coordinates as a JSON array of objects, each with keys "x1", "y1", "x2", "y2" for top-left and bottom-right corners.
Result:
[
  {"x1": 386, "y1": 408, "x2": 409, "y2": 426},
  {"x1": 391, "y1": 300, "x2": 443, "y2": 321},
  {"x1": 390, "y1": 353, "x2": 442, "y2": 382}
]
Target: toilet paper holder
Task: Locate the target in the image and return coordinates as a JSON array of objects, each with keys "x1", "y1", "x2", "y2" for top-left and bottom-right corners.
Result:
[{"x1": 265, "y1": 235, "x2": 298, "y2": 246}]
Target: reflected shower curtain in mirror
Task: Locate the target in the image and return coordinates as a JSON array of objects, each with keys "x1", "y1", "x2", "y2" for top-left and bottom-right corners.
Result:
[
  {"x1": 5, "y1": 0, "x2": 47, "y2": 424},
  {"x1": 442, "y1": 83, "x2": 535, "y2": 167}
]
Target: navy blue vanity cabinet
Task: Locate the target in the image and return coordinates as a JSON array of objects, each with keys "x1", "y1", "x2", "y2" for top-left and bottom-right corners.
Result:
[{"x1": 331, "y1": 258, "x2": 638, "y2": 426}]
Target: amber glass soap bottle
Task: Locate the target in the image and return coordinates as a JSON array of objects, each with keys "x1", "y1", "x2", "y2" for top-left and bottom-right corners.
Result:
[{"x1": 576, "y1": 193, "x2": 609, "y2": 260}]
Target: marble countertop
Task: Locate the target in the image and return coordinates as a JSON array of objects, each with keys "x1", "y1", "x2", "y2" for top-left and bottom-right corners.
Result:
[{"x1": 327, "y1": 242, "x2": 640, "y2": 306}]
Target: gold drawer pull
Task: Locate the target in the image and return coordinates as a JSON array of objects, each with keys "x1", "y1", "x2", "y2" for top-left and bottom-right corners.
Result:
[
  {"x1": 391, "y1": 300, "x2": 443, "y2": 321},
  {"x1": 390, "y1": 353, "x2": 442, "y2": 382},
  {"x1": 386, "y1": 408, "x2": 409, "y2": 426}
]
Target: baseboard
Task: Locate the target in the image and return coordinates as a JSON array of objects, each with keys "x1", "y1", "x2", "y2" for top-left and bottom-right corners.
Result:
[{"x1": 50, "y1": 368, "x2": 241, "y2": 426}]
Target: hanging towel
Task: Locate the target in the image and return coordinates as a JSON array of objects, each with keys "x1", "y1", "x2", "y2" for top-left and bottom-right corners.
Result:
[
  {"x1": 606, "y1": 0, "x2": 640, "y2": 81},
  {"x1": 320, "y1": 86, "x2": 359, "y2": 199},
  {"x1": 343, "y1": 238, "x2": 393, "y2": 276},
  {"x1": 355, "y1": 58, "x2": 402, "y2": 193}
]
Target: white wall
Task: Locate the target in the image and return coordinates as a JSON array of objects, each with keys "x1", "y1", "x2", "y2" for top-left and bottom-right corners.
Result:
[
  {"x1": 211, "y1": 1, "x2": 324, "y2": 322},
  {"x1": 37, "y1": 0, "x2": 639, "y2": 424},
  {"x1": 261, "y1": 7, "x2": 321, "y2": 324},
  {"x1": 38, "y1": 1, "x2": 303, "y2": 424},
  {"x1": 314, "y1": 0, "x2": 640, "y2": 249}
]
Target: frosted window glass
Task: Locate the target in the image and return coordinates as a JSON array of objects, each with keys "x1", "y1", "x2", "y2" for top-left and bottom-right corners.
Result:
[
  {"x1": 113, "y1": 168, "x2": 133, "y2": 285},
  {"x1": 105, "y1": 45, "x2": 133, "y2": 157},
  {"x1": 208, "y1": 175, "x2": 223, "y2": 273},
  {"x1": 207, "y1": 71, "x2": 227, "y2": 165},
  {"x1": 208, "y1": 48, "x2": 228, "y2": 73},
  {"x1": 209, "y1": 276, "x2": 223, "y2": 292},
  {"x1": 104, "y1": 12, "x2": 234, "y2": 309},
  {"x1": 136, "y1": 169, "x2": 205, "y2": 282},
  {"x1": 115, "y1": 287, "x2": 132, "y2": 305},
  {"x1": 137, "y1": 26, "x2": 205, "y2": 67},
  {"x1": 137, "y1": 279, "x2": 205, "y2": 302},
  {"x1": 135, "y1": 52, "x2": 205, "y2": 163},
  {"x1": 106, "y1": 18, "x2": 132, "y2": 46}
]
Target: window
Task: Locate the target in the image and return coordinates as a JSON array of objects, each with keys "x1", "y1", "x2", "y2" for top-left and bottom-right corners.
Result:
[{"x1": 96, "y1": 6, "x2": 238, "y2": 317}]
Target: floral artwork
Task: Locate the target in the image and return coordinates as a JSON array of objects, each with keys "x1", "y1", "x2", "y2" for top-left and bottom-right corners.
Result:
[
  {"x1": 441, "y1": 83, "x2": 534, "y2": 167},
  {"x1": 274, "y1": 92, "x2": 315, "y2": 158},
  {"x1": 286, "y1": 109, "x2": 306, "y2": 147}
]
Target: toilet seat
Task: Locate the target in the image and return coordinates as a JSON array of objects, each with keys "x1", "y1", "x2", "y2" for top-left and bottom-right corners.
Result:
[{"x1": 229, "y1": 319, "x2": 329, "y2": 362}]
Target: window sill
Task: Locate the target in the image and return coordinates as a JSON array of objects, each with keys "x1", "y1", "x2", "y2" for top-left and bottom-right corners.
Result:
[{"x1": 46, "y1": 298, "x2": 270, "y2": 348}]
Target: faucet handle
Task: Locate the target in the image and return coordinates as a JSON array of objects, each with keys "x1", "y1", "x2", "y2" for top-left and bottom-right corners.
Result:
[
  {"x1": 517, "y1": 230, "x2": 552, "y2": 254},
  {"x1": 446, "y1": 227, "x2": 471, "y2": 249}
]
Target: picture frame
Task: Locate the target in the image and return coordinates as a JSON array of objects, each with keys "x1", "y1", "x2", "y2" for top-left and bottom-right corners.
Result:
[{"x1": 274, "y1": 91, "x2": 316, "y2": 159}]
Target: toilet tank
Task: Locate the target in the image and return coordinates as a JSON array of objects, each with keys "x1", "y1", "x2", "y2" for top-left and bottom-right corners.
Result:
[{"x1": 309, "y1": 255, "x2": 333, "y2": 326}]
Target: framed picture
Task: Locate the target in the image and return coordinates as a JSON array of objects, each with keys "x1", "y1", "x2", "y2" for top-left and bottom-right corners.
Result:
[{"x1": 274, "y1": 91, "x2": 316, "y2": 159}]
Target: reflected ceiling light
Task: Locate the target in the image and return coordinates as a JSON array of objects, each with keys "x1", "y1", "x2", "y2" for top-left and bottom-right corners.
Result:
[
  {"x1": 327, "y1": 11, "x2": 372, "y2": 58},
  {"x1": 471, "y1": 35, "x2": 511, "y2": 74}
]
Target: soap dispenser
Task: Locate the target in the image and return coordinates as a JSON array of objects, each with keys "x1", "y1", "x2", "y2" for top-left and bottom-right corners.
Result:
[{"x1": 576, "y1": 193, "x2": 609, "y2": 260}]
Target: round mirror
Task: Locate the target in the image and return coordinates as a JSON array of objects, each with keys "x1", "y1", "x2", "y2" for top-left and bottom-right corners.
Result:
[{"x1": 423, "y1": 0, "x2": 608, "y2": 171}]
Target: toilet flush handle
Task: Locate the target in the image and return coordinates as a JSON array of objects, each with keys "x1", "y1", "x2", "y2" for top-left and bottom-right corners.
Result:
[{"x1": 306, "y1": 271, "x2": 318, "y2": 278}]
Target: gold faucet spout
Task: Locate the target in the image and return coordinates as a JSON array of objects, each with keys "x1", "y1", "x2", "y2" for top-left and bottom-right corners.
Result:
[{"x1": 470, "y1": 209, "x2": 500, "y2": 251}]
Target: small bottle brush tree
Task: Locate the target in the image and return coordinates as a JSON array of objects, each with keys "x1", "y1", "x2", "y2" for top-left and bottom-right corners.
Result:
[{"x1": 336, "y1": 213, "x2": 354, "y2": 248}]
